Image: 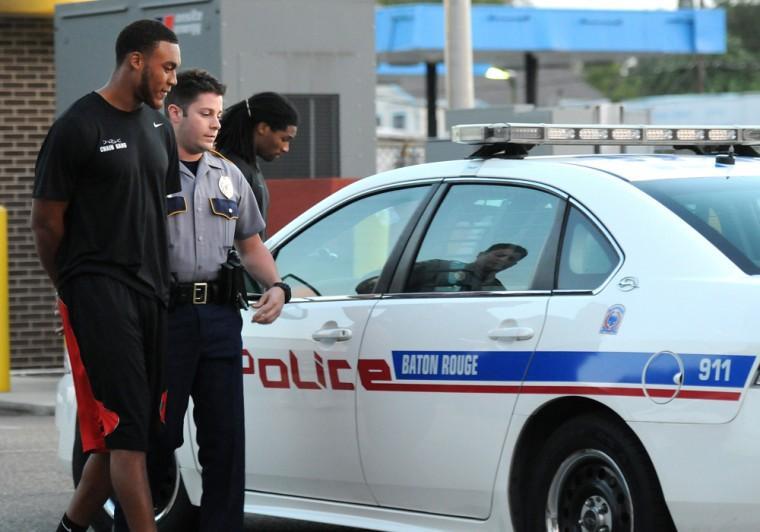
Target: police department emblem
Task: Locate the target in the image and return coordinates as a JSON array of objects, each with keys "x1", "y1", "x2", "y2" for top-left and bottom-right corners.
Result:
[
  {"x1": 600, "y1": 304, "x2": 625, "y2": 335},
  {"x1": 218, "y1": 175, "x2": 234, "y2": 199}
]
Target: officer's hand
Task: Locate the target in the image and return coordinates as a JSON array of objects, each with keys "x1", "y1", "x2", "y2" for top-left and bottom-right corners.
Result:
[{"x1": 251, "y1": 287, "x2": 285, "y2": 324}]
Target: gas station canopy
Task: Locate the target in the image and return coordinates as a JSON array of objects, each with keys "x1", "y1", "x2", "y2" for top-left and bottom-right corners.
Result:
[{"x1": 376, "y1": 4, "x2": 727, "y2": 69}]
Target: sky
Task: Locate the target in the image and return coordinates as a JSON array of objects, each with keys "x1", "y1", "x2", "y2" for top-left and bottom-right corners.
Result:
[{"x1": 514, "y1": 0, "x2": 714, "y2": 9}]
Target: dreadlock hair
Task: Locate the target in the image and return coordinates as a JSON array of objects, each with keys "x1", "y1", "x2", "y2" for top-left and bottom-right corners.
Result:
[
  {"x1": 216, "y1": 92, "x2": 299, "y2": 164},
  {"x1": 115, "y1": 19, "x2": 178, "y2": 67},
  {"x1": 164, "y1": 69, "x2": 226, "y2": 115}
]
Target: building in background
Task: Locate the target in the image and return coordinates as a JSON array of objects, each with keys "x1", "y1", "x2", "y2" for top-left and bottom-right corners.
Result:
[
  {"x1": 0, "y1": 9, "x2": 60, "y2": 368},
  {"x1": 375, "y1": 84, "x2": 446, "y2": 172}
]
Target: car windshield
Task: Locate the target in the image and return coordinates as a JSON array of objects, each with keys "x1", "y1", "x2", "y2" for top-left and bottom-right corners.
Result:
[{"x1": 636, "y1": 176, "x2": 760, "y2": 274}]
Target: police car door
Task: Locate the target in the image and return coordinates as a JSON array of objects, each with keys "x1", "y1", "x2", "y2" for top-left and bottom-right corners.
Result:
[
  {"x1": 356, "y1": 180, "x2": 564, "y2": 518},
  {"x1": 240, "y1": 184, "x2": 434, "y2": 504}
]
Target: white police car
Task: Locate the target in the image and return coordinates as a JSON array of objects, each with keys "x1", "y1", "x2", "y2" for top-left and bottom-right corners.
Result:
[{"x1": 57, "y1": 123, "x2": 760, "y2": 531}]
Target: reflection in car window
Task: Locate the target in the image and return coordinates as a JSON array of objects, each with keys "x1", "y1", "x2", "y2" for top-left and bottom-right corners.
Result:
[
  {"x1": 275, "y1": 186, "x2": 430, "y2": 298},
  {"x1": 405, "y1": 184, "x2": 562, "y2": 293},
  {"x1": 636, "y1": 177, "x2": 760, "y2": 274},
  {"x1": 558, "y1": 207, "x2": 619, "y2": 290}
]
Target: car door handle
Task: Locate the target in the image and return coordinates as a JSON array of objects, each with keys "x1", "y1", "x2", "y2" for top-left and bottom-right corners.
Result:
[
  {"x1": 312, "y1": 328, "x2": 352, "y2": 342},
  {"x1": 488, "y1": 327, "x2": 534, "y2": 341}
]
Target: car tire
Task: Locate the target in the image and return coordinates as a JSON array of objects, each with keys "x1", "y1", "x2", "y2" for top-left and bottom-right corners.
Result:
[
  {"x1": 524, "y1": 413, "x2": 675, "y2": 532},
  {"x1": 72, "y1": 423, "x2": 198, "y2": 532}
]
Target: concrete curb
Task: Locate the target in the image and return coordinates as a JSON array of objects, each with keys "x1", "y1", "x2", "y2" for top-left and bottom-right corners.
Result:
[{"x1": 0, "y1": 401, "x2": 55, "y2": 416}]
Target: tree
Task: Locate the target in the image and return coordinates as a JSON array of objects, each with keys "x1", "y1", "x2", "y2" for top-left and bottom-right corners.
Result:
[{"x1": 585, "y1": 1, "x2": 760, "y2": 100}]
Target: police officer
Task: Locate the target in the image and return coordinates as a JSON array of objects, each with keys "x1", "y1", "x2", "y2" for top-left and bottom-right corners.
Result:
[{"x1": 160, "y1": 69, "x2": 289, "y2": 532}]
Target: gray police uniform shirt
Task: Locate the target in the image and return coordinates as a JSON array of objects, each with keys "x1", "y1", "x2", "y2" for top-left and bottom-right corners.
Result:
[{"x1": 167, "y1": 151, "x2": 265, "y2": 283}]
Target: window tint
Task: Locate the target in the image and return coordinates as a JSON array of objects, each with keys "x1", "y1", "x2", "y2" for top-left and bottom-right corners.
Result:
[
  {"x1": 558, "y1": 207, "x2": 619, "y2": 290},
  {"x1": 275, "y1": 186, "x2": 430, "y2": 298},
  {"x1": 636, "y1": 177, "x2": 760, "y2": 274},
  {"x1": 405, "y1": 184, "x2": 562, "y2": 293}
]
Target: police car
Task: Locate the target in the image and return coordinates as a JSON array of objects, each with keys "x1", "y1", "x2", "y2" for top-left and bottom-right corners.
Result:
[{"x1": 56, "y1": 123, "x2": 760, "y2": 532}]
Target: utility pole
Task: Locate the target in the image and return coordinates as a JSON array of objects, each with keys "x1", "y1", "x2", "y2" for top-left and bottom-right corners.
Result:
[
  {"x1": 681, "y1": 0, "x2": 707, "y2": 92},
  {"x1": 444, "y1": 0, "x2": 475, "y2": 110}
]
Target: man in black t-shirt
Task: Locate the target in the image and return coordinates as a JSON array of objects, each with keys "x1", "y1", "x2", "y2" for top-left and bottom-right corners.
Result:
[{"x1": 31, "y1": 19, "x2": 180, "y2": 532}]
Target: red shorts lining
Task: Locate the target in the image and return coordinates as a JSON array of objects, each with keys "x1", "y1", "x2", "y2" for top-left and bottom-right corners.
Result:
[{"x1": 58, "y1": 299, "x2": 119, "y2": 453}]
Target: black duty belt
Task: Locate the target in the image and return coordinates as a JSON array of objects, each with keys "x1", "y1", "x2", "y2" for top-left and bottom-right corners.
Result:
[{"x1": 171, "y1": 281, "x2": 227, "y2": 305}]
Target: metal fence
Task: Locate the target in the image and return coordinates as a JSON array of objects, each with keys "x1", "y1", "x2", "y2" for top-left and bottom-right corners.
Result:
[{"x1": 376, "y1": 136, "x2": 427, "y2": 173}]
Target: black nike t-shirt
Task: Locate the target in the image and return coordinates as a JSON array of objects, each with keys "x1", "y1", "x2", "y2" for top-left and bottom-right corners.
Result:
[{"x1": 33, "y1": 92, "x2": 181, "y2": 304}]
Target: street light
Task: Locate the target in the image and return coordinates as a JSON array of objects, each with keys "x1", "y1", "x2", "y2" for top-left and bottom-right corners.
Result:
[
  {"x1": 485, "y1": 66, "x2": 518, "y2": 104},
  {"x1": 485, "y1": 66, "x2": 513, "y2": 80}
]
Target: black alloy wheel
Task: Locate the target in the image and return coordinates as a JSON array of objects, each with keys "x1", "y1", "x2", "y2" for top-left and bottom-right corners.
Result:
[{"x1": 525, "y1": 414, "x2": 675, "y2": 532}]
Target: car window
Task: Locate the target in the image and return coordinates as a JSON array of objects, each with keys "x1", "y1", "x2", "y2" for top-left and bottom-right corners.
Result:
[
  {"x1": 557, "y1": 207, "x2": 619, "y2": 290},
  {"x1": 274, "y1": 186, "x2": 430, "y2": 298},
  {"x1": 636, "y1": 176, "x2": 760, "y2": 274},
  {"x1": 404, "y1": 184, "x2": 562, "y2": 293}
]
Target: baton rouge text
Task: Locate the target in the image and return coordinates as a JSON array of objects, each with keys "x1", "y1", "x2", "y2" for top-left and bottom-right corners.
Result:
[{"x1": 399, "y1": 352, "x2": 479, "y2": 376}]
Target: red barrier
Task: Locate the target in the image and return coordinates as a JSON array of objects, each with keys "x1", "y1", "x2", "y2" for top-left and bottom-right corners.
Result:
[{"x1": 266, "y1": 178, "x2": 358, "y2": 236}]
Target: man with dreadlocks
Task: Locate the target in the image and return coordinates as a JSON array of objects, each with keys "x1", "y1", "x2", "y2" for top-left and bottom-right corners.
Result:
[{"x1": 216, "y1": 92, "x2": 298, "y2": 240}]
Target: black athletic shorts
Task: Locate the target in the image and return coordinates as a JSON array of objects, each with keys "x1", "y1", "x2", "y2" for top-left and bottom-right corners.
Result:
[{"x1": 58, "y1": 275, "x2": 166, "y2": 453}]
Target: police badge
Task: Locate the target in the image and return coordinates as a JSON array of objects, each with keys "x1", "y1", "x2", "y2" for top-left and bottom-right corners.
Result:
[{"x1": 218, "y1": 175, "x2": 234, "y2": 199}]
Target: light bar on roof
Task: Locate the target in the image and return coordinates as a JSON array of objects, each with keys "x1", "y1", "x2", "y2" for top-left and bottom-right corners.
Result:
[{"x1": 451, "y1": 123, "x2": 760, "y2": 147}]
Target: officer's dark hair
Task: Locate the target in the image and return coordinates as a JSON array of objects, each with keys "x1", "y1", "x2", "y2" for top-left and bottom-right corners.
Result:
[
  {"x1": 484, "y1": 243, "x2": 528, "y2": 258},
  {"x1": 216, "y1": 92, "x2": 299, "y2": 164},
  {"x1": 115, "y1": 19, "x2": 178, "y2": 67},
  {"x1": 164, "y1": 69, "x2": 226, "y2": 114}
]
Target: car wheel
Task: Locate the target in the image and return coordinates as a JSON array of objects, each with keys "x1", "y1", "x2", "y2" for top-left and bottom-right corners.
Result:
[
  {"x1": 525, "y1": 414, "x2": 675, "y2": 532},
  {"x1": 72, "y1": 423, "x2": 197, "y2": 532}
]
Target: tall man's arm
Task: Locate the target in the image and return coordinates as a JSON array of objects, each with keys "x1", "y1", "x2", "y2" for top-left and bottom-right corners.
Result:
[
  {"x1": 235, "y1": 234, "x2": 285, "y2": 324},
  {"x1": 31, "y1": 198, "x2": 68, "y2": 285}
]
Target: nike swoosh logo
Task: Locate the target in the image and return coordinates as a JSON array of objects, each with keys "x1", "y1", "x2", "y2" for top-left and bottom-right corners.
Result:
[
  {"x1": 61, "y1": 522, "x2": 72, "y2": 532},
  {"x1": 153, "y1": 122, "x2": 163, "y2": 128}
]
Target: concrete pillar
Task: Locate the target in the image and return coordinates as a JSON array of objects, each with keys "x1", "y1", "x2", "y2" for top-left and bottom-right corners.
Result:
[{"x1": 444, "y1": 0, "x2": 474, "y2": 110}]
